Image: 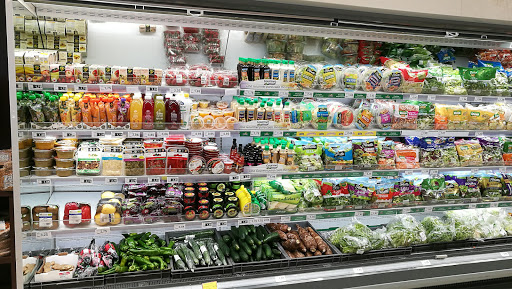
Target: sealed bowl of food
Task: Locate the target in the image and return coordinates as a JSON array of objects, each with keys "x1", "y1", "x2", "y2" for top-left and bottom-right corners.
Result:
[
  {"x1": 18, "y1": 138, "x2": 28, "y2": 150},
  {"x1": 55, "y1": 158, "x2": 74, "y2": 168},
  {"x1": 56, "y1": 139, "x2": 77, "y2": 147},
  {"x1": 55, "y1": 146, "x2": 76, "y2": 159},
  {"x1": 34, "y1": 138, "x2": 56, "y2": 150},
  {"x1": 56, "y1": 167, "x2": 74, "y2": 177},
  {"x1": 19, "y1": 167, "x2": 30, "y2": 177},
  {"x1": 19, "y1": 148, "x2": 32, "y2": 159},
  {"x1": 33, "y1": 167, "x2": 53, "y2": 177},
  {"x1": 199, "y1": 99, "x2": 209, "y2": 109},
  {"x1": 216, "y1": 101, "x2": 228, "y2": 110},
  {"x1": 19, "y1": 158, "x2": 30, "y2": 168},
  {"x1": 33, "y1": 149, "x2": 54, "y2": 159},
  {"x1": 34, "y1": 158, "x2": 54, "y2": 168}
]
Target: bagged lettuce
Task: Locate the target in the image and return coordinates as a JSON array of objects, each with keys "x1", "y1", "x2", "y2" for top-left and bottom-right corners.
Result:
[{"x1": 458, "y1": 67, "x2": 497, "y2": 96}]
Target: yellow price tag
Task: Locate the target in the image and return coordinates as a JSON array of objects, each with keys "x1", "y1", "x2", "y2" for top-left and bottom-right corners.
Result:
[
  {"x1": 202, "y1": 281, "x2": 218, "y2": 289},
  {"x1": 353, "y1": 131, "x2": 377, "y2": 136}
]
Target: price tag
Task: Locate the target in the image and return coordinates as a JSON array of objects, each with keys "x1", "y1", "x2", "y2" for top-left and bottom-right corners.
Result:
[
  {"x1": 499, "y1": 167, "x2": 507, "y2": 173},
  {"x1": 54, "y1": 84, "x2": 68, "y2": 91},
  {"x1": 112, "y1": 131, "x2": 125, "y2": 137},
  {"x1": 95, "y1": 227, "x2": 110, "y2": 235},
  {"x1": 403, "y1": 170, "x2": 414, "y2": 176},
  {"x1": 304, "y1": 91, "x2": 314, "y2": 97},
  {"x1": 421, "y1": 260, "x2": 431, "y2": 266},
  {"x1": 278, "y1": 91, "x2": 288, "y2": 97},
  {"x1": 250, "y1": 131, "x2": 261, "y2": 137},
  {"x1": 128, "y1": 131, "x2": 141, "y2": 138},
  {"x1": 80, "y1": 178, "x2": 94, "y2": 185},
  {"x1": 475, "y1": 131, "x2": 483, "y2": 136},
  {"x1": 191, "y1": 131, "x2": 203, "y2": 137},
  {"x1": 469, "y1": 203, "x2": 477, "y2": 209},
  {"x1": 18, "y1": 132, "x2": 24, "y2": 138},
  {"x1": 29, "y1": 83, "x2": 44, "y2": 91},
  {"x1": 167, "y1": 176, "x2": 180, "y2": 184},
  {"x1": 204, "y1": 131, "x2": 216, "y2": 138},
  {"x1": 424, "y1": 206, "x2": 433, "y2": 213},
  {"x1": 225, "y1": 88, "x2": 237, "y2": 96},
  {"x1": 370, "y1": 210, "x2": 379, "y2": 216},
  {"x1": 470, "y1": 198, "x2": 478, "y2": 202},
  {"x1": 474, "y1": 96, "x2": 483, "y2": 102},
  {"x1": 229, "y1": 175, "x2": 241, "y2": 181},
  {"x1": 202, "y1": 222, "x2": 213, "y2": 228},
  {"x1": 37, "y1": 179, "x2": 51, "y2": 185},
  {"x1": 280, "y1": 216, "x2": 291, "y2": 222},
  {"x1": 217, "y1": 220, "x2": 228, "y2": 228},
  {"x1": 125, "y1": 178, "x2": 138, "y2": 184},
  {"x1": 427, "y1": 95, "x2": 436, "y2": 101},
  {"x1": 409, "y1": 94, "x2": 418, "y2": 100},
  {"x1": 345, "y1": 92, "x2": 354, "y2": 98},
  {"x1": 105, "y1": 178, "x2": 118, "y2": 184},
  {"x1": 459, "y1": 96, "x2": 468, "y2": 102},
  {"x1": 146, "y1": 86, "x2": 158, "y2": 93},
  {"x1": 354, "y1": 211, "x2": 364, "y2": 217},
  {"x1": 16, "y1": 83, "x2": 23, "y2": 90},
  {"x1": 238, "y1": 219, "x2": 250, "y2": 226},
  {"x1": 275, "y1": 276, "x2": 287, "y2": 283},
  {"x1": 125, "y1": 86, "x2": 140, "y2": 93},
  {"x1": 157, "y1": 131, "x2": 169, "y2": 138},
  {"x1": 74, "y1": 84, "x2": 88, "y2": 92},
  {"x1": 353, "y1": 267, "x2": 364, "y2": 274},
  {"x1": 363, "y1": 171, "x2": 372, "y2": 177},
  {"x1": 366, "y1": 92, "x2": 376, "y2": 99},
  {"x1": 498, "y1": 97, "x2": 506, "y2": 102},
  {"x1": 267, "y1": 174, "x2": 277, "y2": 180},
  {"x1": 148, "y1": 177, "x2": 161, "y2": 184},
  {"x1": 202, "y1": 281, "x2": 218, "y2": 289},
  {"x1": 244, "y1": 89, "x2": 255, "y2": 96},
  {"x1": 261, "y1": 217, "x2": 271, "y2": 224},
  {"x1": 62, "y1": 131, "x2": 76, "y2": 138},
  {"x1": 92, "y1": 131, "x2": 106, "y2": 138},
  {"x1": 241, "y1": 174, "x2": 251, "y2": 181},
  {"x1": 220, "y1": 131, "x2": 231, "y2": 137},
  {"x1": 143, "y1": 132, "x2": 156, "y2": 138},
  {"x1": 32, "y1": 131, "x2": 46, "y2": 138},
  {"x1": 35, "y1": 231, "x2": 52, "y2": 239},
  {"x1": 169, "y1": 87, "x2": 182, "y2": 93},
  {"x1": 500, "y1": 252, "x2": 510, "y2": 257},
  {"x1": 174, "y1": 223, "x2": 186, "y2": 231},
  {"x1": 190, "y1": 87, "x2": 202, "y2": 94},
  {"x1": 271, "y1": 131, "x2": 283, "y2": 137},
  {"x1": 471, "y1": 168, "x2": 478, "y2": 174},
  {"x1": 306, "y1": 214, "x2": 316, "y2": 220},
  {"x1": 99, "y1": 84, "x2": 112, "y2": 92},
  {"x1": 430, "y1": 169, "x2": 439, "y2": 175},
  {"x1": 490, "y1": 202, "x2": 498, "y2": 207}
]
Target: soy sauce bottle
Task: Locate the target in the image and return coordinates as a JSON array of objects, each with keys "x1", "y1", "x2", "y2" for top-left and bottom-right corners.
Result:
[
  {"x1": 262, "y1": 59, "x2": 271, "y2": 80},
  {"x1": 237, "y1": 58, "x2": 249, "y2": 83}
]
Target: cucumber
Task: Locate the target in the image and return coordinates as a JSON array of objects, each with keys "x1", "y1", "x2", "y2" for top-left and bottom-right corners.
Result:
[
  {"x1": 182, "y1": 245, "x2": 198, "y2": 267},
  {"x1": 173, "y1": 230, "x2": 215, "y2": 241},
  {"x1": 251, "y1": 244, "x2": 257, "y2": 251},
  {"x1": 173, "y1": 254, "x2": 187, "y2": 270},
  {"x1": 238, "y1": 226, "x2": 247, "y2": 240},
  {"x1": 250, "y1": 234, "x2": 262, "y2": 246},
  {"x1": 230, "y1": 247, "x2": 240, "y2": 262},
  {"x1": 262, "y1": 232, "x2": 280, "y2": 243},
  {"x1": 245, "y1": 234, "x2": 255, "y2": 246},
  {"x1": 270, "y1": 241, "x2": 279, "y2": 249},
  {"x1": 213, "y1": 242, "x2": 227, "y2": 266},
  {"x1": 199, "y1": 242, "x2": 212, "y2": 266},
  {"x1": 263, "y1": 244, "x2": 272, "y2": 258},
  {"x1": 240, "y1": 241, "x2": 252, "y2": 256},
  {"x1": 222, "y1": 234, "x2": 232, "y2": 244},
  {"x1": 176, "y1": 244, "x2": 186, "y2": 261},
  {"x1": 256, "y1": 246, "x2": 262, "y2": 261},
  {"x1": 187, "y1": 238, "x2": 203, "y2": 260},
  {"x1": 272, "y1": 248, "x2": 281, "y2": 256},
  {"x1": 217, "y1": 239, "x2": 230, "y2": 257},
  {"x1": 239, "y1": 249, "x2": 249, "y2": 262},
  {"x1": 231, "y1": 226, "x2": 240, "y2": 239},
  {"x1": 248, "y1": 225, "x2": 256, "y2": 234},
  {"x1": 227, "y1": 232, "x2": 240, "y2": 250},
  {"x1": 256, "y1": 226, "x2": 266, "y2": 240},
  {"x1": 261, "y1": 250, "x2": 267, "y2": 260},
  {"x1": 205, "y1": 241, "x2": 217, "y2": 261}
]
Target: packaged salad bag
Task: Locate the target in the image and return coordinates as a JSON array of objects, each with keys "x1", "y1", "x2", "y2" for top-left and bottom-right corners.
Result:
[
  {"x1": 439, "y1": 137, "x2": 460, "y2": 167},
  {"x1": 442, "y1": 67, "x2": 467, "y2": 95},
  {"x1": 422, "y1": 66, "x2": 445, "y2": 94},
  {"x1": 477, "y1": 137, "x2": 504, "y2": 166},
  {"x1": 377, "y1": 140, "x2": 395, "y2": 170},
  {"x1": 458, "y1": 67, "x2": 497, "y2": 96},
  {"x1": 352, "y1": 138, "x2": 378, "y2": 169},
  {"x1": 455, "y1": 139, "x2": 483, "y2": 167}
]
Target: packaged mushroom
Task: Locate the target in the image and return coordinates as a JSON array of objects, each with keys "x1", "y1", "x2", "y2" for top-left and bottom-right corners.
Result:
[{"x1": 32, "y1": 205, "x2": 59, "y2": 230}]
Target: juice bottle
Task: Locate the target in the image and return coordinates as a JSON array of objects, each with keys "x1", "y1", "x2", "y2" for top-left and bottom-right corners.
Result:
[
  {"x1": 178, "y1": 92, "x2": 192, "y2": 130},
  {"x1": 274, "y1": 99, "x2": 282, "y2": 123},
  {"x1": 280, "y1": 60, "x2": 288, "y2": 82},
  {"x1": 130, "y1": 93, "x2": 143, "y2": 130},
  {"x1": 237, "y1": 57, "x2": 249, "y2": 83},
  {"x1": 71, "y1": 95, "x2": 82, "y2": 126},
  {"x1": 165, "y1": 93, "x2": 181, "y2": 130},
  {"x1": 98, "y1": 97, "x2": 107, "y2": 126},
  {"x1": 236, "y1": 99, "x2": 246, "y2": 122},
  {"x1": 262, "y1": 59, "x2": 271, "y2": 80},
  {"x1": 105, "y1": 97, "x2": 116, "y2": 126},
  {"x1": 117, "y1": 97, "x2": 129, "y2": 126},
  {"x1": 142, "y1": 94, "x2": 154, "y2": 130},
  {"x1": 59, "y1": 95, "x2": 70, "y2": 125},
  {"x1": 286, "y1": 144, "x2": 295, "y2": 166},
  {"x1": 246, "y1": 100, "x2": 256, "y2": 122},
  {"x1": 154, "y1": 95, "x2": 165, "y2": 130}
]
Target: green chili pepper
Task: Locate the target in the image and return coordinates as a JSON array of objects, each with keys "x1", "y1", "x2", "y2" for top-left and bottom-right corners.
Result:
[
  {"x1": 128, "y1": 259, "x2": 139, "y2": 272},
  {"x1": 126, "y1": 237, "x2": 137, "y2": 249},
  {"x1": 133, "y1": 256, "x2": 155, "y2": 270},
  {"x1": 128, "y1": 247, "x2": 175, "y2": 256},
  {"x1": 149, "y1": 256, "x2": 167, "y2": 270}
]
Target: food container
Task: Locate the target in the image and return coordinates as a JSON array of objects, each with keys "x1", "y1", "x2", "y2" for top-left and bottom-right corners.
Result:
[
  {"x1": 32, "y1": 204, "x2": 59, "y2": 230},
  {"x1": 34, "y1": 138, "x2": 56, "y2": 150},
  {"x1": 56, "y1": 167, "x2": 74, "y2": 177},
  {"x1": 34, "y1": 158, "x2": 54, "y2": 168},
  {"x1": 55, "y1": 146, "x2": 76, "y2": 159},
  {"x1": 34, "y1": 253, "x2": 79, "y2": 282},
  {"x1": 19, "y1": 148, "x2": 31, "y2": 159},
  {"x1": 19, "y1": 138, "x2": 30, "y2": 149},
  {"x1": 183, "y1": 206, "x2": 196, "y2": 221},
  {"x1": 19, "y1": 158, "x2": 30, "y2": 168},
  {"x1": 33, "y1": 149, "x2": 54, "y2": 159},
  {"x1": 63, "y1": 202, "x2": 91, "y2": 227},
  {"x1": 223, "y1": 159, "x2": 234, "y2": 174},
  {"x1": 199, "y1": 99, "x2": 210, "y2": 109},
  {"x1": 21, "y1": 206, "x2": 31, "y2": 231},
  {"x1": 55, "y1": 158, "x2": 74, "y2": 168},
  {"x1": 33, "y1": 167, "x2": 53, "y2": 177},
  {"x1": 20, "y1": 167, "x2": 30, "y2": 177},
  {"x1": 94, "y1": 198, "x2": 122, "y2": 226},
  {"x1": 76, "y1": 145, "x2": 101, "y2": 175},
  {"x1": 56, "y1": 139, "x2": 77, "y2": 147}
]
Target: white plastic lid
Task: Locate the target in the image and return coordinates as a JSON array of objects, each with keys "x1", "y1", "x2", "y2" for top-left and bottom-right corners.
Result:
[{"x1": 156, "y1": 95, "x2": 164, "y2": 100}]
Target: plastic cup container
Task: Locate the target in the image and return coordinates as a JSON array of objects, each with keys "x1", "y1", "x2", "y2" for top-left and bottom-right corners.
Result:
[
  {"x1": 34, "y1": 158, "x2": 54, "y2": 168},
  {"x1": 55, "y1": 158, "x2": 74, "y2": 168},
  {"x1": 56, "y1": 167, "x2": 74, "y2": 177},
  {"x1": 223, "y1": 109, "x2": 234, "y2": 117},
  {"x1": 19, "y1": 148, "x2": 32, "y2": 159},
  {"x1": 34, "y1": 138, "x2": 56, "y2": 150},
  {"x1": 33, "y1": 167, "x2": 53, "y2": 177},
  {"x1": 19, "y1": 158, "x2": 30, "y2": 168},
  {"x1": 55, "y1": 146, "x2": 76, "y2": 159},
  {"x1": 33, "y1": 149, "x2": 54, "y2": 159},
  {"x1": 20, "y1": 167, "x2": 30, "y2": 177},
  {"x1": 223, "y1": 159, "x2": 234, "y2": 174}
]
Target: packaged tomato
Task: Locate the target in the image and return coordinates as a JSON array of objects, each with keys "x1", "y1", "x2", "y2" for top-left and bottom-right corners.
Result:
[
  {"x1": 164, "y1": 68, "x2": 188, "y2": 86},
  {"x1": 203, "y1": 29, "x2": 219, "y2": 39},
  {"x1": 63, "y1": 202, "x2": 91, "y2": 227},
  {"x1": 211, "y1": 70, "x2": 237, "y2": 88}
]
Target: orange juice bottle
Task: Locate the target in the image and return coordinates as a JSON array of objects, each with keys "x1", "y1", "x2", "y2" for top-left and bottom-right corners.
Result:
[{"x1": 129, "y1": 93, "x2": 143, "y2": 130}]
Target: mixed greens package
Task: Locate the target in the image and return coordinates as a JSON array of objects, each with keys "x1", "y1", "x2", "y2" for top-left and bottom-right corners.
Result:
[
  {"x1": 377, "y1": 140, "x2": 395, "y2": 170},
  {"x1": 458, "y1": 67, "x2": 497, "y2": 96},
  {"x1": 455, "y1": 139, "x2": 483, "y2": 167},
  {"x1": 477, "y1": 137, "x2": 504, "y2": 165},
  {"x1": 352, "y1": 138, "x2": 378, "y2": 169},
  {"x1": 320, "y1": 178, "x2": 351, "y2": 207},
  {"x1": 322, "y1": 142, "x2": 353, "y2": 170}
]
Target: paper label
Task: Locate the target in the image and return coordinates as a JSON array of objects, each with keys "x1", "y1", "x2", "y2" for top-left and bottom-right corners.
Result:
[
  {"x1": 68, "y1": 209, "x2": 82, "y2": 224},
  {"x1": 39, "y1": 212, "x2": 52, "y2": 227}
]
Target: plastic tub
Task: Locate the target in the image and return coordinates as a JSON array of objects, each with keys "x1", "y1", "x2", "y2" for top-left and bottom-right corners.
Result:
[
  {"x1": 33, "y1": 167, "x2": 53, "y2": 177},
  {"x1": 33, "y1": 149, "x2": 54, "y2": 159},
  {"x1": 55, "y1": 146, "x2": 76, "y2": 159},
  {"x1": 34, "y1": 158, "x2": 54, "y2": 168},
  {"x1": 55, "y1": 158, "x2": 74, "y2": 168},
  {"x1": 20, "y1": 167, "x2": 30, "y2": 177},
  {"x1": 34, "y1": 138, "x2": 56, "y2": 150},
  {"x1": 19, "y1": 158, "x2": 30, "y2": 168},
  {"x1": 56, "y1": 167, "x2": 74, "y2": 177},
  {"x1": 19, "y1": 148, "x2": 31, "y2": 159}
]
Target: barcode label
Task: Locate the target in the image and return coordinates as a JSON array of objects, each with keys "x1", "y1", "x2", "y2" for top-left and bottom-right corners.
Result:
[
  {"x1": 62, "y1": 132, "x2": 76, "y2": 138},
  {"x1": 74, "y1": 85, "x2": 87, "y2": 92},
  {"x1": 125, "y1": 178, "x2": 138, "y2": 184},
  {"x1": 29, "y1": 83, "x2": 43, "y2": 90},
  {"x1": 191, "y1": 131, "x2": 203, "y2": 137},
  {"x1": 105, "y1": 178, "x2": 118, "y2": 184},
  {"x1": 229, "y1": 175, "x2": 241, "y2": 181},
  {"x1": 113, "y1": 131, "x2": 125, "y2": 137},
  {"x1": 99, "y1": 84, "x2": 112, "y2": 92},
  {"x1": 54, "y1": 84, "x2": 67, "y2": 91},
  {"x1": 146, "y1": 86, "x2": 158, "y2": 93},
  {"x1": 143, "y1": 132, "x2": 156, "y2": 138},
  {"x1": 32, "y1": 132, "x2": 46, "y2": 138},
  {"x1": 190, "y1": 87, "x2": 202, "y2": 94},
  {"x1": 80, "y1": 178, "x2": 93, "y2": 185}
]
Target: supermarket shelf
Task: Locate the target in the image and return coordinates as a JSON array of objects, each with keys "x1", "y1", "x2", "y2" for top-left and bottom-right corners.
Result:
[
  {"x1": 15, "y1": 82, "x2": 236, "y2": 96},
  {"x1": 18, "y1": 166, "x2": 512, "y2": 187},
  {"x1": 20, "y1": 200, "x2": 512, "y2": 240}
]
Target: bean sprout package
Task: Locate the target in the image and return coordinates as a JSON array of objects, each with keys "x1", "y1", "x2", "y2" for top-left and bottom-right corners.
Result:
[
  {"x1": 294, "y1": 141, "x2": 324, "y2": 172},
  {"x1": 455, "y1": 139, "x2": 483, "y2": 167},
  {"x1": 458, "y1": 67, "x2": 497, "y2": 96},
  {"x1": 352, "y1": 138, "x2": 378, "y2": 169},
  {"x1": 320, "y1": 178, "x2": 351, "y2": 207},
  {"x1": 323, "y1": 142, "x2": 353, "y2": 170}
]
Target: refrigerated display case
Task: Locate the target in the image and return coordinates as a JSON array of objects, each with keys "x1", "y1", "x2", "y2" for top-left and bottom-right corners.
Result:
[{"x1": 6, "y1": 1, "x2": 512, "y2": 289}]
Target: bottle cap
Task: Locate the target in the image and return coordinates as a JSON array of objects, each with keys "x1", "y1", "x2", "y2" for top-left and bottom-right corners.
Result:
[{"x1": 265, "y1": 145, "x2": 269, "y2": 150}]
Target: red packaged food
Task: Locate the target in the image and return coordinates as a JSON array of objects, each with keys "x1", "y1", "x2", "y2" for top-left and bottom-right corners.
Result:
[
  {"x1": 183, "y1": 27, "x2": 200, "y2": 33},
  {"x1": 210, "y1": 70, "x2": 238, "y2": 88},
  {"x1": 167, "y1": 146, "x2": 189, "y2": 175},
  {"x1": 165, "y1": 69, "x2": 188, "y2": 86},
  {"x1": 145, "y1": 148, "x2": 167, "y2": 175},
  {"x1": 63, "y1": 202, "x2": 91, "y2": 227},
  {"x1": 165, "y1": 135, "x2": 186, "y2": 146},
  {"x1": 188, "y1": 67, "x2": 211, "y2": 87},
  {"x1": 203, "y1": 29, "x2": 219, "y2": 39}
]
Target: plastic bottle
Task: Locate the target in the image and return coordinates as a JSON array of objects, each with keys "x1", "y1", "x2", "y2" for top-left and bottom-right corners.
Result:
[
  {"x1": 98, "y1": 97, "x2": 107, "y2": 126},
  {"x1": 153, "y1": 95, "x2": 165, "y2": 130},
  {"x1": 286, "y1": 144, "x2": 295, "y2": 166},
  {"x1": 117, "y1": 97, "x2": 130, "y2": 126},
  {"x1": 280, "y1": 60, "x2": 288, "y2": 82},
  {"x1": 270, "y1": 60, "x2": 280, "y2": 81},
  {"x1": 237, "y1": 144, "x2": 245, "y2": 173},
  {"x1": 238, "y1": 58, "x2": 249, "y2": 82},
  {"x1": 236, "y1": 99, "x2": 246, "y2": 122},
  {"x1": 105, "y1": 97, "x2": 116, "y2": 126},
  {"x1": 262, "y1": 59, "x2": 271, "y2": 80},
  {"x1": 142, "y1": 94, "x2": 154, "y2": 130},
  {"x1": 230, "y1": 139, "x2": 238, "y2": 160},
  {"x1": 265, "y1": 101, "x2": 274, "y2": 121},
  {"x1": 178, "y1": 93, "x2": 192, "y2": 130},
  {"x1": 256, "y1": 102, "x2": 266, "y2": 120},
  {"x1": 262, "y1": 145, "x2": 271, "y2": 164},
  {"x1": 165, "y1": 93, "x2": 181, "y2": 130},
  {"x1": 278, "y1": 144, "x2": 287, "y2": 165},
  {"x1": 59, "y1": 95, "x2": 70, "y2": 124},
  {"x1": 81, "y1": 97, "x2": 92, "y2": 127},
  {"x1": 253, "y1": 59, "x2": 261, "y2": 81},
  {"x1": 288, "y1": 61, "x2": 296, "y2": 83},
  {"x1": 246, "y1": 99, "x2": 256, "y2": 122},
  {"x1": 129, "y1": 93, "x2": 143, "y2": 130},
  {"x1": 283, "y1": 101, "x2": 291, "y2": 125},
  {"x1": 247, "y1": 58, "x2": 254, "y2": 81},
  {"x1": 274, "y1": 99, "x2": 282, "y2": 123},
  {"x1": 271, "y1": 144, "x2": 279, "y2": 163},
  {"x1": 90, "y1": 98, "x2": 100, "y2": 127}
]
